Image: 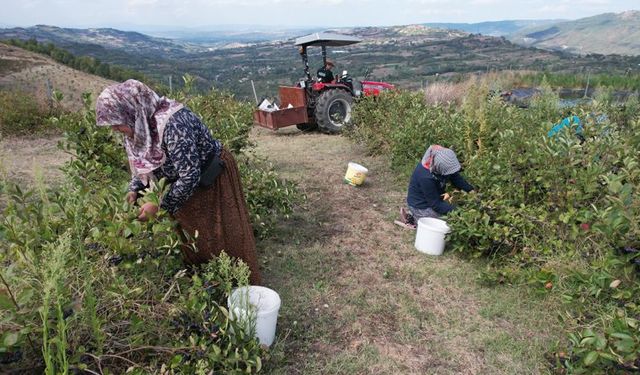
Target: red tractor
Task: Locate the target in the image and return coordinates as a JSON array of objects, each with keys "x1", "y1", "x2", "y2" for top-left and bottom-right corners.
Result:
[{"x1": 253, "y1": 32, "x2": 395, "y2": 133}]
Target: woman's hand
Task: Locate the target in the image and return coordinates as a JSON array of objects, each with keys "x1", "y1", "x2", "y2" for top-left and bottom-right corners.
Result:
[
  {"x1": 138, "y1": 202, "x2": 159, "y2": 221},
  {"x1": 441, "y1": 193, "x2": 453, "y2": 203},
  {"x1": 126, "y1": 191, "x2": 138, "y2": 205}
]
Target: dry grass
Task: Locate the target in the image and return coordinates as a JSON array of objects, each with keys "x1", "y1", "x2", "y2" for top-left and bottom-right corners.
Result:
[
  {"x1": 0, "y1": 43, "x2": 109, "y2": 185},
  {"x1": 423, "y1": 71, "x2": 531, "y2": 105},
  {"x1": 0, "y1": 43, "x2": 115, "y2": 112},
  {"x1": 423, "y1": 81, "x2": 472, "y2": 105},
  {"x1": 0, "y1": 136, "x2": 69, "y2": 186},
  {"x1": 252, "y1": 126, "x2": 564, "y2": 374}
]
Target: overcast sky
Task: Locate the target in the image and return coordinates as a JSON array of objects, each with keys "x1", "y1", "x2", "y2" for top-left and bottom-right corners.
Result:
[{"x1": 2, "y1": 0, "x2": 638, "y2": 29}]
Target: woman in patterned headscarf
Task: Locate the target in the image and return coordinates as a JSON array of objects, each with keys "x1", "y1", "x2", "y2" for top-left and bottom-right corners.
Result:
[
  {"x1": 398, "y1": 145, "x2": 475, "y2": 228},
  {"x1": 96, "y1": 79, "x2": 260, "y2": 284}
]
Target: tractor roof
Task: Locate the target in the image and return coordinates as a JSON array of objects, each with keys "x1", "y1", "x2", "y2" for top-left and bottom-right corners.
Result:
[{"x1": 294, "y1": 32, "x2": 362, "y2": 47}]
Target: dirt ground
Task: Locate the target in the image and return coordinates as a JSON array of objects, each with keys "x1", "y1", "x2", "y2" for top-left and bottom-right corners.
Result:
[{"x1": 252, "y1": 127, "x2": 563, "y2": 375}]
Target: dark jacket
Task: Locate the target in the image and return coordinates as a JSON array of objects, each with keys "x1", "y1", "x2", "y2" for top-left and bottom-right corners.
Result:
[
  {"x1": 317, "y1": 67, "x2": 334, "y2": 83},
  {"x1": 129, "y1": 108, "x2": 221, "y2": 214},
  {"x1": 406, "y1": 163, "x2": 474, "y2": 215}
]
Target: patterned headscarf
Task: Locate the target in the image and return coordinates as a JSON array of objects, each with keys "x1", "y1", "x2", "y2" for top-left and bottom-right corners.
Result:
[
  {"x1": 96, "y1": 79, "x2": 183, "y2": 184},
  {"x1": 421, "y1": 145, "x2": 461, "y2": 176}
]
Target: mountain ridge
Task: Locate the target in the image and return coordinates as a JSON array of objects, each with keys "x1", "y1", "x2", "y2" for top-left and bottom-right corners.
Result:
[
  {"x1": 509, "y1": 10, "x2": 640, "y2": 55},
  {"x1": 1, "y1": 21, "x2": 639, "y2": 99},
  {"x1": 423, "y1": 19, "x2": 563, "y2": 36}
]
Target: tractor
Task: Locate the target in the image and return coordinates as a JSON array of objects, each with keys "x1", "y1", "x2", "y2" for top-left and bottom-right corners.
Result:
[{"x1": 253, "y1": 32, "x2": 395, "y2": 133}]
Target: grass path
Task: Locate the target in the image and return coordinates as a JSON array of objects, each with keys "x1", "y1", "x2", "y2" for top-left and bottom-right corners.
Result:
[{"x1": 252, "y1": 127, "x2": 563, "y2": 374}]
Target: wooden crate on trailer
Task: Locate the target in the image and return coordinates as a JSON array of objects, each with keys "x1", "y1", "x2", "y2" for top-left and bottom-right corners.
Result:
[{"x1": 253, "y1": 86, "x2": 309, "y2": 130}]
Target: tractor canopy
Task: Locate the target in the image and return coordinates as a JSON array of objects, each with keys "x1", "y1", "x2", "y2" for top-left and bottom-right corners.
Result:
[
  {"x1": 295, "y1": 33, "x2": 362, "y2": 82},
  {"x1": 294, "y1": 32, "x2": 362, "y2": 47}
]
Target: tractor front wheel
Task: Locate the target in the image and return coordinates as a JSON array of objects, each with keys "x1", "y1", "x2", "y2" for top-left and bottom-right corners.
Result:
[{"x1": 314, "y1": 89, "x2": 353, "y2": 134}]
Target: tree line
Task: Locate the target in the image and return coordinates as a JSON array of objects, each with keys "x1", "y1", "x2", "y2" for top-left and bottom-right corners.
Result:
[{"x1": 4, "y1": 38, "x2": 153, "y2": 85}]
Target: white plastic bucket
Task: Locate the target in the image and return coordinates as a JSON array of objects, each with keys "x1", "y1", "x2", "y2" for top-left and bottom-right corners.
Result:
[
  {"x1": 414, "y1": 217, "x2": 451, "y2": 256},
  {"x1": 227, "y1": 286, "x2": 281, "y2": 346},
  {"x1": 344, "y1": 162, "x2": 368, "y2": 186}
]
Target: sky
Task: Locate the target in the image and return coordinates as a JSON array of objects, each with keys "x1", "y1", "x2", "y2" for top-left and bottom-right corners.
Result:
[{"x1": 1, "y1": 0, "x2": 638, "y2": 29}]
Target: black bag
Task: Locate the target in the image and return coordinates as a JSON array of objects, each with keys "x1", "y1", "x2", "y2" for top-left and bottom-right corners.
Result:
[{"x1": 199, "y1": 153, "x2": 225, "y2": 187}]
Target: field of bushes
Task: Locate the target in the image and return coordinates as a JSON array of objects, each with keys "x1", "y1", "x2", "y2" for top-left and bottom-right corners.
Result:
[
  {"x1": 2, "y1": 70, "x2": 639, "y2": 373},
  {"x1": 0, "y1": 82, "x2": 299, "y2": 373},
  {"x1": 348, "y1": 80, "x2": 640, "y2": 373}
]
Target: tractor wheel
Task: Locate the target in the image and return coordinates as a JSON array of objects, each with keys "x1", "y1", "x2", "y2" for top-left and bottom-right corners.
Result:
[
  {"x1": 314, "y1": 89, "x2": 353, "y2": 134},
  {"x1": 296, "y1": 122, "x2": 317, "y2": 131}
]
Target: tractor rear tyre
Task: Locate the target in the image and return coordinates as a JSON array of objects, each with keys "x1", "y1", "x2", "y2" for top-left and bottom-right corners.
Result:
[{"x1": 314, "y1": 89, "x2": 353, "y2": 134}]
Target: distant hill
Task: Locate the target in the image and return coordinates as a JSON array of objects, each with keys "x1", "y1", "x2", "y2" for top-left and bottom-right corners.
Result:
[
  {"x1": 1, "y1": 24, "x2": 639, "y2": 100},
  {"x1": 0, "y1": 25, "x2": 203, "y2": 57},
  {"x1": 510, "y1": 10, "x2": 640, "y2": 55},
  {"x1": 0, "y1": 42, "x2": 114, "y2": 111},
  {"x1": 145, "y1": 27, "x2": 324, "y2": 44},
  {"x1": 424, "y1": 20, "x2": 561, "y2": 36}
]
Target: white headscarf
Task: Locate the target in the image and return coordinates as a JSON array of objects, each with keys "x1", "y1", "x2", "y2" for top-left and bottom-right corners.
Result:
[{"x1": 95, "y1": 79, "x2": 183, "y2": 184}]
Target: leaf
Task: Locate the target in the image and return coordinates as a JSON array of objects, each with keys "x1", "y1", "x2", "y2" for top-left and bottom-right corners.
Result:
[
  {"x1": 583, "y1": 351, "x2": 599, "y2": 366},
  {"x1": 18, "y1": 289, "x2": 34, "y2": 306},
  {"x1": 3, "y1": 332, "x2": 19, "y2": 347},
  {"x1": 595, "y1": 335, "x2": 607, "y2": 350},
  {"x1": 608, "y1": 180, "x2": 622, "y2": 194},
  {"x1": 610, "y1": 332, "x2": 634, "y2": 341},
  {"x1": 580, "y1": 336, "x2": 596, "y2": 346},
  {"x1": 0, "y1": 294, "x2": 14, "y2": 310},
  {"x1": 609, "y1": 279, "x2": 621, "y2": 288},
  {"x1": 614, "y1": 339, "x2": 635, "y2": 353}
]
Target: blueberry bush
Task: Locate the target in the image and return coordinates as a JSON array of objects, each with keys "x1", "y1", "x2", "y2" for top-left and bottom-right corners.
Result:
[
  {"x1": 0, "y1": 87, "x2": 300, "y2": 373},
  {"x1": 349, "y1": 80, "x2": 640, "y2": 373}
]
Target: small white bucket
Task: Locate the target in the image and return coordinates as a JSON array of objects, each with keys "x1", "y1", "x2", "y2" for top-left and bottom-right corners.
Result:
[
  {"x1": 228, "y1": 286, "x2": 281, "y2": 346},
  {"x1": 344, "y1": 162, "x2": 368, "y2": 186},
  {"x1": 414, "y1": 217, "x2": 451, "y2": 256}
]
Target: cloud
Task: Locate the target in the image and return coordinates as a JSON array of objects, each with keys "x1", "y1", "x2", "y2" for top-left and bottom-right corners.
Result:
[
  {"x1": 127, "y1": 0, "x2": 159, "y2": 6},
  {"x1": 578, "y1": 0, "x2": 611, "y2": 4},
  {"x1": 1, "y1": 0, "x2": 636, "y2": 29},
  {"x1": 407, "y1": 0, "x2": 450, "y2": 4},
  {"x1": 469, "y1": 0, "x2": 503, "y2": 5}
]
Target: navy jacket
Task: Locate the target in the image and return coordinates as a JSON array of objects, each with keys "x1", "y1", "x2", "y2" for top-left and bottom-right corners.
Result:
[{"x1": 406, "y1": 163, "x2": 474, "y2": 215}]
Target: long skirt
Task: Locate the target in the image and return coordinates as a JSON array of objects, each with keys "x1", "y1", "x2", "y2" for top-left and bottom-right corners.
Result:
[
  {"x1": 173, "y1": 148, "x2": 261, "y2": 284},
  {"x1": 408, "y1": 205, "x2": 440, "y2": 221}
]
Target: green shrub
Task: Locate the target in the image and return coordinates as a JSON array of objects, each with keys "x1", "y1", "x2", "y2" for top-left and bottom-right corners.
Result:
[
  {"x1": 349, "y1": 84, "x2": 640, "y2": 373},
  {"x1": 0, "y1": 87, "x2": 299, "y2": 373}
]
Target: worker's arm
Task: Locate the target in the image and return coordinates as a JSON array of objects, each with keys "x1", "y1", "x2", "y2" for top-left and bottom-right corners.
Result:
[
  {"x1": 421, "y1": 178, "x2": 455, "y2": 215},
  {"x1": 159, "y1": 124, "x2": 202, "y2": 215},
  {"x1": 448, "y1": 172, "x2": 474, "y2": 192},
  {"x1": 128, "y1": 176, "x2": 147, "y2": 193}
]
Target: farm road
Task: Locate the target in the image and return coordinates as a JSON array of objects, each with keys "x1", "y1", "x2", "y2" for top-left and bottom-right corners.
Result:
[{"x1": 253, "y1": 127, "x2": 562, "y2": 375}]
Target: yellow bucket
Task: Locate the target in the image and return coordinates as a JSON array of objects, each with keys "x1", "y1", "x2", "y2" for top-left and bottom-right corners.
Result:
[{"x1": 344, "y1": 162, "x2": 368, "y2": 186}]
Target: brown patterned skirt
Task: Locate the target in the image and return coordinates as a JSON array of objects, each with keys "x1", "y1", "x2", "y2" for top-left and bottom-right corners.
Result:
[{"x1": 173, "y1": 148, "x2": 261, "y2": 284}]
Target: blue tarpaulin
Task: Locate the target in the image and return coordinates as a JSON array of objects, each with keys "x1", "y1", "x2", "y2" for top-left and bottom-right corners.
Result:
[
  {"x1": 547, "y1": 114, "x2": 609, "y2": 138},
  {"x1": 547, "y1": 115, "x2": 583, "y2": 137}
]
